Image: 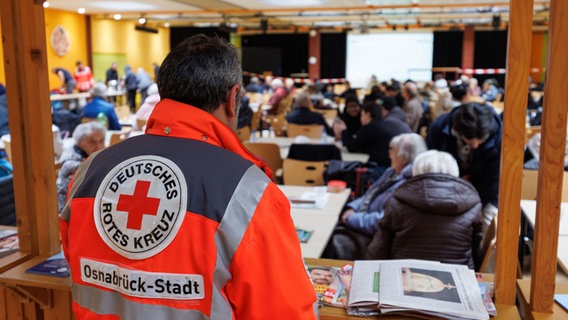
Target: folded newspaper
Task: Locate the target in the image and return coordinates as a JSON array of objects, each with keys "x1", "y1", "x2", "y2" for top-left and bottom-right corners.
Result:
[{"x1": 348, "y1": 260, "x2": 489, "y2": 320}]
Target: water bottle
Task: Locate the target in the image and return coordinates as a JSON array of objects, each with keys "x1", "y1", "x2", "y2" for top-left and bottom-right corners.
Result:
[{"x1": 97, "y1": 112, "x2": 108, "y2": 128}]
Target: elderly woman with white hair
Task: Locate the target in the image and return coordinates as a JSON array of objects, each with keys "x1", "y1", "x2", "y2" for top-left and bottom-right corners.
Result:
[
  {"x1": 366, "y1": 150, "x2": 483, "y2": 269},
  {"x1": 267, "y1": 78, "x2": 289, "y2": 115},
  {"x1": 56, "y1": 122, "x2": 106, "y2": 214}
]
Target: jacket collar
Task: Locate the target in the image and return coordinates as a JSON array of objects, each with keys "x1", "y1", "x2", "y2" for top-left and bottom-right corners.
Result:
[{"x1": 145, "y1": 99, "x2": 273, "y2": 178}]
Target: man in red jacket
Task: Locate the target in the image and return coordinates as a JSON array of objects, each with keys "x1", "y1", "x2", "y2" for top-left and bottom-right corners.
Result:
[{"x1": 60, "y1": 34, "x2": 318, "y2": 320}]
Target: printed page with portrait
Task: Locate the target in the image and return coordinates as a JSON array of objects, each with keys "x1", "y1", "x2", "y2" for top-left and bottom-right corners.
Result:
[{"x1": 379, "y1": 261, "x2": 489, "y2": 320}]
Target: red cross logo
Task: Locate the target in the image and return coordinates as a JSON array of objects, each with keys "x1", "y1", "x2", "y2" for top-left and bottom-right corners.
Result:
[{"x1": 117, "y1": 180, "x2": 160, "y2": 230}]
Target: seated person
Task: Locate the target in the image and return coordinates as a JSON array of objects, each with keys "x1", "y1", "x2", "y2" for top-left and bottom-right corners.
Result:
[
  {"x1": 245, "y1": 76, "x2": 263, "y2": 93},
  {"x1": 56, "y1": 122, "x2": 106, "y2": 214},
  {"x1": 340, "y1": 133, "x2": 427, "y2": 236},
  {"x1": 237, "y1": 94, "x2": 254, "y2": 129},
  {"x1": 339, "y1": 81, "x2": 357, "y2": 98},
  {"x1": 480, "y1": 78, "x2": 500, "y2": 102},
  {"x1": 366, "y1": 150, "x2": 483, "y2": 269},
  {"x1": 285, "y1": 91, "x2": 333, "y2": 136},
  {"x1": 82, "y1": 83, "x2": 122, "y2": 131},
  {"x1": 336, "y1": 94, "x2": 361, "y2": 138},
  {"x1": 335, "y1": 99, "x2": 412, "y2": 170},
  {"x1": 135, "y1": 83, "x2": 160, "y2": 130},
  {"x1": 266, "y1": 78, "x2": 288, "y2": 115}
]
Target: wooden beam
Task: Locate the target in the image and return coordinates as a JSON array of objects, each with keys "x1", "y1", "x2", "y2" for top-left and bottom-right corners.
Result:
[
  {"x1": 0, "y1": 0, "x2": 60, "y2": 256},
  {"x1": 530, "y1": 0, "x2": 568, "y2": 313},
  {"x1": 494, "y1": 0, "x2": 533, "y2": 305}
]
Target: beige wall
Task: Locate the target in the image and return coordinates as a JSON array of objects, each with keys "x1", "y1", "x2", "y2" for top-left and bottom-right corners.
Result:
[
  {"x1": 91, "y1": 18, "x2": 170, "y2": 81},
  {"x1": 44, "y1": 9, "x2": 89, "y2": 90}
]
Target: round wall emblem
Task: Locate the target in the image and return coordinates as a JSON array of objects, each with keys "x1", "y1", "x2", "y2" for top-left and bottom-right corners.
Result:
[
  {"x1": 50, "y1": 25, "x2": 70, "y2": 57},
  {"x1": 94, "y1": 155, "x2": 187, "y2": 260}
]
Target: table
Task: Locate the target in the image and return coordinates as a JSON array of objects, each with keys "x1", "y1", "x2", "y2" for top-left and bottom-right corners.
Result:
[
  {"x1": 307, "y1": 258, "x2": 520, "y2": 320},
  {"x1": 517, "y1": 279, "x2": 568, "y2": 320},
  {"x1": 0, "y1": 255, "x2": 73, "y2": 320},
  {"x1": 279, "y1": 185, "x2": 350, "y2": 258},
  {"x1": 520, "y1": 200, "x2": 568, "y2": 274},
  {"x1": 50, "y1": 92, "x2": 91, "y2": 109},
  {"x1": 253, "y1": 136, "x2": 370, "y2": 163}
]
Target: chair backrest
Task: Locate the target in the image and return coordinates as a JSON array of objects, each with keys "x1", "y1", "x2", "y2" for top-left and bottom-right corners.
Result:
[
  {"x1": 136, "y1": 118, "x2": 147, "y2": 131},
  {"x1": 313, "y1": 108, "x2": 338, "y2": 120},
  {"x1": 521, "y1": 169, "x2": 538, "y2": 200},
  {"x1": 0, "y1": 175, "x2": 16, "y2": 226},
  {"x1": 250, "y1": 106, "x2": 263, "y2": 132},
  {"x1": 266, "y1": 113, "x2": 287, "y2": 137},
  {"x1": 282, "y1": 158, "x2": 327, "y2": 186},
  {"x1": 276, "y1": 93, "x2": 294, "y2": 114},
  {"x1": 287, "y1": 123, "x2": 324, "y2": 139},
  {"x1": 244, "y1": 142, "x2": 283, "y2": 175},
  {"x1": 109, "y1": 131, "x2": 130, "y2": 146},
  {"x1": 478, "y1": 215, "x2": 497, "y2": 272},
  {"x1": 235, "y1": 126, "x2": 251, "y2": 142},
  {"x1": 288, "y1": 143, "x2": 341, "y2": 161}
]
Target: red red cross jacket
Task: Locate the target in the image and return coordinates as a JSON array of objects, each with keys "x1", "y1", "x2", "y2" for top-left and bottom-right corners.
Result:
[{"x1": 60, "y1": 98, "x2": 318, "y2": 319}]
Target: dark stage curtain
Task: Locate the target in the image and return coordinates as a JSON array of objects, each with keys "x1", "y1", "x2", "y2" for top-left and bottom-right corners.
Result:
[{"x1": 433, "y1": 31, "x2": 463, "y2": 81}]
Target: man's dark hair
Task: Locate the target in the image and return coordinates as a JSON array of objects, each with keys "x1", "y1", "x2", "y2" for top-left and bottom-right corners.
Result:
[
  {"x1": 380, "y1": 97, "x2": 397, "y2": 111},
  {"x1": 450, "y1": 83, "x2": 468, "y2": 102},
  {"x1": 157, "y1": 34, "x2": 242, "y2": 113},
  {"x1": 452, "y1": 103, "x2": 494, "y2": 140},
  {"x1": 362, "y1": 102, "x2": 381, "y2": 121}
]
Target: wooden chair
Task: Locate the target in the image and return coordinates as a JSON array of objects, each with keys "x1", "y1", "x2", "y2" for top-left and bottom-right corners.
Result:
[
  {"x1": 235, "y1": 126, "x2": 251, "y2": 142},
  {"x1": 136, "y1": 118, "x2": 147, "y2": 131},
  {"x1": 265, "y1": 113, "x2": 287, "y2": 137},
  {"x1": 313, "y1": 108, "x2": 338, "y2": 121},
  {"x1": 243, "y1": 142, "x2": 283, "y2": 181},
  {"x1": 250, "y1": 106, "x2": 263, "y2": 132},
  {"x1": 478, "y1": 216, "x2": 497, "y2": 273},
  {"x1": 286, "y1": 123, "x2": 324, "y2": 139},
  {"x1": 521, "y1": 169, "x2": 539, "y2": 200},
  {"x1": 282, "y1": 158, "x2": 327, "y2": 186},
  {"x1": 108, "y1": 130, "x2": 130, "y2": 146}
]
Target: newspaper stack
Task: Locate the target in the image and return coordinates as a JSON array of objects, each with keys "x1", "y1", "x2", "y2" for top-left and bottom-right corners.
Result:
[{"x1": 348, "y1": 260, "x2": 490, "y2": 320}]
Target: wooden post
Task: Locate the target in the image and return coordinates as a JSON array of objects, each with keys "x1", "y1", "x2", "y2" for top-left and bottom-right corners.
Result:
[
  {"x1": 494, "y1": 0, "x2": 533, "y2": 305},
  {"x1": 461, "y1": 26, "x2": 475, "y2": 71},
  {"x1": 0, "y1": 0, "x2": 61, "y2": 256},
  {"x1": 530, "y1": 0, "x2": 568, "y2": 313},
  {"x1": 308, "y1": 30, "x2": 321, "y2": 81}
]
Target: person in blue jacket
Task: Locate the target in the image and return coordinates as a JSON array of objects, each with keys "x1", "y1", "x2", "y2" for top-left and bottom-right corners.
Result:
[{"x1": 82, "y1": 83, "x2": 122, "y2": 131}]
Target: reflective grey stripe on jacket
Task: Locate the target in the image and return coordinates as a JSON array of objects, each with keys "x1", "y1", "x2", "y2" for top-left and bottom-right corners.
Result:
[{"x1": 71, "y1": 165, "x2": 269, "y2": 319}]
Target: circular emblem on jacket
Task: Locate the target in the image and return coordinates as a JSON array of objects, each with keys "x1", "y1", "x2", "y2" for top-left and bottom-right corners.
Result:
[{"x1": 94, "y1": 155, "x2": 187, "y2": 260}]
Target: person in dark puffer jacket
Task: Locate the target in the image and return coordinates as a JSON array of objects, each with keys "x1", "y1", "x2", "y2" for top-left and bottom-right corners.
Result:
[{"x1": 366, "y1": 150, "x2": 483, "y2": 269}]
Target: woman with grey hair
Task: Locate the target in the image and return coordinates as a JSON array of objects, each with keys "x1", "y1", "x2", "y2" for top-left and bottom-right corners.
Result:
[
  {"x1": 367, "y1": 150, "x2": 483, "y2": 269},
  {"x1": 325, "y1": 133, "x2": 427, "y2": 260},
  {"x1": 56, "y1": 122, "x2": 106, "y2": 214}
]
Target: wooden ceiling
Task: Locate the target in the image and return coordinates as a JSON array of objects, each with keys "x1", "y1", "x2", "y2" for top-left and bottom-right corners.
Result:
[{"x1": 45, "y1": 0, "x2": 550, "y2": 31}]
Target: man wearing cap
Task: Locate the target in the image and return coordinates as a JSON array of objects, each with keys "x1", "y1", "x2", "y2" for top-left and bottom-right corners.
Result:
[{"x1": 82, "y1": 83, "x2": 122, "y2": 131}]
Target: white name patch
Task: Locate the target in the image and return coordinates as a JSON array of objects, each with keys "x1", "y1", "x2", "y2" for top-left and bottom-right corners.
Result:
[
  {"x1": 94, "y1": 155, "x2": 187, "y2": 259},
  {"x1": 81, "y1": 258, "x2": 204, "y2": 300}
]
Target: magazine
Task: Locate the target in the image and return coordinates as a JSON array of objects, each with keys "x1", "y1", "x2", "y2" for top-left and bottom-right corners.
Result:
[
  {"x1": 347, "y1": 260, "x2": 489, "y2": 320},
  {"x1": 26, "y1": 252, "x2": 70, "y2": 278},
  {"x1": 0, "y1": 229, "x2": 19, "y2": 258},
  {"x1": 308, "y1": 264, "x2": 352, "y2": 308}
]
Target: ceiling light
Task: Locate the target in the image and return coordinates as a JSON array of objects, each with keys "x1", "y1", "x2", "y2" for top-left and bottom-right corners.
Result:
[
  {"x1": 139, "y1": 17, "x2": 147, "y2": 24},
  {"x1": 114, "y1": 14, "x2": 122, "y2": 20},
  {"x1": 164, "y1": 22, "x2": 170, "y2": 28},
  {"x1": 43, "y1": 1, "x2": 50, "y2": 8},
  {"x1": 77, "y1": 8, "x2": 86, "y2": 14}
]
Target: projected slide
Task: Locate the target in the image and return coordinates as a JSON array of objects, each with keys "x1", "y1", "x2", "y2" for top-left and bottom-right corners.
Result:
[{"x1": 346, "y1": 32, "x2": 434, "y2": 88}]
